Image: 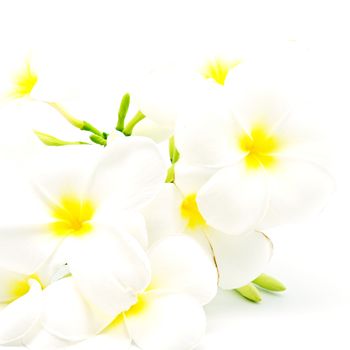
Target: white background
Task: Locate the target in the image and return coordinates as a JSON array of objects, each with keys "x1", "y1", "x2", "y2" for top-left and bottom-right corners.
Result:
[{"x1": 1, "y1": 1, "x2": 349, "y2": 349}]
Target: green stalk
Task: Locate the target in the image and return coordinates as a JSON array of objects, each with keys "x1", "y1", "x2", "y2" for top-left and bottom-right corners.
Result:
[{"x1": 123, "y1": 111, "x2": 146, "y2": 136}]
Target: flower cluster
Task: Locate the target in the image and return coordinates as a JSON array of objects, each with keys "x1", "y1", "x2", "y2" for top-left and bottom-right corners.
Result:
[{"x1": 0, "y1": 56, "x2": 334, "y2": 349}]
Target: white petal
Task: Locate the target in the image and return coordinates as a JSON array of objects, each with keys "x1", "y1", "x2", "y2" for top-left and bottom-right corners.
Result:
[
  {"x1": 133, "y1": 68, "x2": 200, "y2": 127},
  {"x1": 133, "y1": 117, "x2": 173, "y2": 143},
  {"x1": 64, "y1": 225, "x2": 151, "y2": 323},
  {"x1": 41, "y1": 277, "x2": 105, "y2": 341},
  {"x1": 66, "y1": 317, "x2": 130, "y2": 350},
  {"x1": 0, "y1": 280, "x2": 42, "y2": 344},
  {"x1": 224, "y1": 62, "x2": 296, "y2": 134},
  {"x1": 0, "y1": 162, "x2": 49, "y2": 225},
  {"x1": 35, "y1": 245, "x2": 69, "y2": 287},
  {"x1": 197, "y1": 162, "x2": 269, "y2": 235},
  {"x1": 259, "y1": 158, "x2": 335, "y2": 228},
  {"x1": 207, "y1": 229, "x2": 273, "y2": 289},
  {"x1": 148, "y1": 235, "x2": 217, "y2": 305},
  {"x1": 28, "y1": 145, "x2": 101, "y2": 203},
  {"x1": 125, "y1": 292, "x2": 206, "y2": 350},
  {"x1": 0, "y1": 225, "x2": 62, "y2": 275},
  {"x1": 174, "y1": 162, "x2": 217, "y2": 195},
  {"x1": 23, "y1": 325, "x2": 73, "y2": 350},
  {"x1": 141, "y1": 184, "x2": 184, "y2": 244},
  {"x1": 89, "y1": 136, "x2": 167, "y2": 213},
  {"x1": 0, "y1": 268, "x2": 33, "y2": 303},
  {"x1": 113, "y1": 211, "x2": 148, "y2": 249},
  {"x1": 175, "y1": 89, "x2": 245, "y2": 167}
]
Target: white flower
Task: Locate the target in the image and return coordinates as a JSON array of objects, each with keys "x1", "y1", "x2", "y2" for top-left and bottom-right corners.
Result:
[
  {"x1": 23, "y1": 235, "x2": 217, "y2": 350},
  {"x1": 0, "y1": 251, "x2": 72, "y2": 346},
  {"x1": 142, "y1": 164, "x2": 273, "y2": 290},
  {"x1": 175, "y1": 62, "x2": 335, "y2": 233},
  {"x1": 0, "y1": 268, "x2": 42, "y2": 345},
  {"x1": 0, "y1": 135, "x2": 167, "y2": 339}
]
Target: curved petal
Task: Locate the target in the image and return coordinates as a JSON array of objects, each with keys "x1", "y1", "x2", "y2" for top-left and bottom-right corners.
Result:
[
  {"x1": 0, "y1": 279, "x2": 42, "y2": 345},
  {"x1": 65, "y1": 317, "x2": 130, "y2": 350},
  {"x1": 148, "y1": 235, "x2": 218, "y2": 305},
  {"x1": 0, "y1": 163, "x2": 49, "y2": 225},
  {"x1": 197, "y1": 162, "x2": 269, "y2": 235},
  {"x1": 41, "y1": 277, "x2": 106, "y2": 342},
  {"x1": 0, "y1": 268, "x2": 33, "y2": 303},
  {"x1": 141, "y1": 184, "x2": 185, "y2": 244},
  {"x1": 112, "y1": 211, "x2": 148, "y2": 249},
  {"x1": 175, "y1": 89, "x2": 245, "y2": 167},
  {"x1": 125, "y1": 292, "x2": 206, "y2": 350},
  {"x1": 224, "y1": 62, "x2": 296, "y2": 134},
  {"x1": 174, "y1": 162, "x2": 217, "y2": 195},
  {"x1": 89, "y1": 135, "x2": 167, "y2": 214},
  {"x1": 0, "y1": 225, "x2": 62, "y2": 275},
  {"x1": 23, "y1": 325, "x2": 73, "y2": 350},
  {"x1": 28, "y1": 145, "x2": 101, "y2": 204},
  {"x1": 259, "y1": 158, "x2": 335, "y2": 229},
  {"x1": 133, "y1": 68, "x2": 200, "y2": 127},
  {"x1": 207, "y1": 229, "x2": 273, "y2": 289},
  {"x1": 133, "y1": 118, "x2": 173, "y2": 143},
  {"x1": 64, "y1": 225, "x2": 151, "y2": 325}
]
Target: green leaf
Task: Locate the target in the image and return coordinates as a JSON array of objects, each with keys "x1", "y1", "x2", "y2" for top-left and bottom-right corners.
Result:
[
  {"x1": 235, "y1": 283, "x2": 262, "y2": 303},
  {"x1": 34, "y1": 131, "x2": 89, "y2": 146},
  {"x1": 253, "y1": 273, "x2": 286, "y2": 292}
]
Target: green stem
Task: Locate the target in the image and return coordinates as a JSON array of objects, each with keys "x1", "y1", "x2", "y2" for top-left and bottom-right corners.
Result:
[
  {"x1": 82, "y1": 121, "x2": 104, "y2": 138},
  {"x1": 116, "y1": 93, "x2": 130, "y2": 132},
  {"x1": 47, "y1": 102, "x2": 84, "y2": 129},
  {"x1": 123, "y1": 111, "x2": 146, "y2": 136},
  {"x1": 34, "y1": 130, "x2": 89, "y2": 146}
]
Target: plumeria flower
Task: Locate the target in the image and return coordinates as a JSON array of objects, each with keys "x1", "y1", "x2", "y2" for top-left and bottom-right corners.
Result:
[
  {"x1": 23, "y1": 235, "x2": 217, "y2": 350},
  {"x1": 175, "y1": 62, "x2": 335, "y2": 233},
  {"x1": 0, "y1": 251, "x2": 72, "y2": 346},
  {"x1": 0, "y1": 135, "x2": 167, "y2": 340},
  {"x1": 0, "y1": 268, "x2": 43, "y2": 346},
  {"x1": 142, "y1": 164, "x2": 273, "y2": 290}
]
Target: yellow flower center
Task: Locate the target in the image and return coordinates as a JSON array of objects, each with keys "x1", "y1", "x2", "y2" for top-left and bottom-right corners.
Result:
[
  {"x1": 50, "y1": 195, "x2": 95, "y2": 237},
  {"x1": 8, "y1": 274, "x2": 43, "y2": 302},
  {"x1": 239, "y1": 124, "x2": 280, "y2": 170},
  {"x1": 202, "y1": 58, "x2": 241, "y2": 85},
  {"x1": 106, "y1": 294, "x2": 149, "y2": 331},
  {"x1": 180, "y1": 194, "x2": 206, "y2": 229},
  {"x1": 124, "y1": 294, "x2": 149, "y2": 317},
  {"x1": 12, "y1": 61, "x2": 38, "y2": 98}
]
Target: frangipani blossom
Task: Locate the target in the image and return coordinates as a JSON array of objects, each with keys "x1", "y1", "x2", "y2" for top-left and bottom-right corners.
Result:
[
  {"x1": 0, "y1": 253, "x2": 71, "y2": 346},
  {"x1": 175, "y1": 63, "x2": 335, "y2": 233},
  {"x1": 142, "y1": 164, "x2": 273, "y2": 290},
  {"x1": 0, "y1": 135, "x2": 167, "y2": 339},
  {"x1": 24, "y1": 236, "x2": 217, "y2": 350},
  {"x1": 0, "y1": 268, "x2": 42, "y2": 345}
]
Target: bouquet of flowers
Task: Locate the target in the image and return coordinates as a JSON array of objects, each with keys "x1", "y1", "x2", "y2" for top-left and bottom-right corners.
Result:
[{"x1": 0, "y1": 56, "x2": 334, "y2": 350}]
